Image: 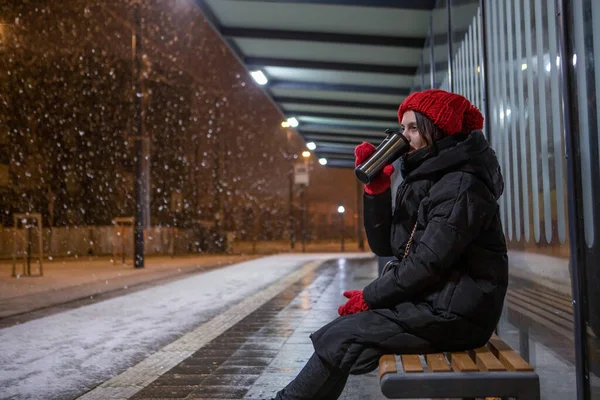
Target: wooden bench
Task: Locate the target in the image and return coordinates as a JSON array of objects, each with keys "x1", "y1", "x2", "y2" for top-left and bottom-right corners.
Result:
[{"x1": 379, "y1": 334, "x2": 540, "y2": 399}]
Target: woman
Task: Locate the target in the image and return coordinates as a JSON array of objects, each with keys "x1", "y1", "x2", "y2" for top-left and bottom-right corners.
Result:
[{"x1": 269, "y1": 89, "x2": 508, "y2": 400}]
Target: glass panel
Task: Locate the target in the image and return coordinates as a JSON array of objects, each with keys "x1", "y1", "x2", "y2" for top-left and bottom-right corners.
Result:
[
  {"x1": 499, "y1": 0, "x2": 514, "y2": 240},
  {"x1": 514, "y1": 0, "x2": 532, "y2": 243},
  {"x1": 524, "y1": 0, "x2": 542, "y2": 244},
  {"x1": 411, "y1": 22, "x2": 433, "y2": 93},
  {"x1": 461, "y1": 34, "x2": 468, "y2": 96},
  {"x1": 484, "y1": 0, "x2": 576, "y2": 398},
  {"x1": 459, "y1": 28, "x2": 464, "y2": 98},
  {"x1": 488, "y1": 0, "x2": 506, "y2": 232},
  {"x1": 425, "y1": 24, "x2": 434, "y2": 89},
  {"x1": 462, "y1": 28, "x2": 467, "y2": 98},
  {"x1": 533, "y1": 0, "x2": 553, "y2": 244},
  {"x1": 473, "y1": 8, "x2": 487, "y2": 112},
  {"x1": 546, "y1": 0, "x2": 567, "y2": 245},
  {"x1": 506, "y1": 0, "x2": 521, "y2": 242},
  {"x1": 411, "y1": 56, "x2": 425, "y2": 93},
  {"x1": 476, "y1": 9, "x2": 483, "y2": 113},
  {"x1": 467, "y1": 24, "x2": 475, "y2": 103},
  {"x1": 450, "y1": 0, "x2": 480, "y2": 101}
]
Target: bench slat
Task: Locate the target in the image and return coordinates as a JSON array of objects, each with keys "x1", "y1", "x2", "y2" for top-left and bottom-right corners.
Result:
[
  {"x1": 425, "y1": 353, "x2": 451, "y2": 372},
  {"x1": 488, "y1": 334, "x2": 533, "y2": 372},
  {"x1": 470, "y1": 346, "x2": 506, "y2": 372},
  {"x1": 379, "y1": 354, "x2": 397, "y2": 380},
  {"x1": 449, "y1": 352, "x2": 478, "y2": 372},
  {"x1": 400, "y1": 355, "x2": 423, "y2": 373}
]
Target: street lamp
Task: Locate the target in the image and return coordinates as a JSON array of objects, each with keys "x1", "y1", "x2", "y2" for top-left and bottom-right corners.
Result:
[
  {"x1": 338, "y1": 205, "x2": 345, "y2": 252},
  {"x1": 298, "y1": 151, "x2": 311, "y2": 252},
  {"x1": 132, "y1": 0, "x2": 147, "y2": 269}
]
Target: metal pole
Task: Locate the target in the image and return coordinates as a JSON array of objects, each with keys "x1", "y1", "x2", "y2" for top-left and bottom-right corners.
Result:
[
  {"x1": 213, "y1": 98, "x2": 224, "y2": 250},
  {"x1": 132, "y1": 1, "x2": 145, "y2": 268},
  {"x1": 37, "y1": 216, "x2": 43, "y2": 276},
  {"x1": 556, "y1": 0, "x2": 590, "y2": 398},
  {"x1": 301, "y1": 185, "x2": 306, "y2": 252},
  {"x1": 26, "y1": 226, "x2": 31, "y2": 276},
  {"x1": 340, "y1": 213, "x2": 345, "y2": 252},
  {"x1": 519, "y1": 325, "x2": 530, "y2": 363},
  {"x1": 12, "y1": 216, "x2": 16, "y2": 277},
  {"x1": 287, "y1": 132, "x2": 295, "y2": 250},
  {"x1": 252, "y1": 210, "x2": 257, "y2": 255},
  {"x1": 121, "y1": 226, "x2": 125, "y2": 265}
]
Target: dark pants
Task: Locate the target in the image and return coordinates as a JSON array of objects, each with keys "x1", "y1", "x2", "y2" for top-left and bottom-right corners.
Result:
[
  {"x1": 274, "y1": 307, "x2": 436, "y2": 399},
  {"x1": 274, "y1": 352, "x2": 350, "y2": 400}
]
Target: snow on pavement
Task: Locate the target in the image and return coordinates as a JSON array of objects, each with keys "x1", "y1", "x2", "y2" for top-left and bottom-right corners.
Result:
[{"x1": 0, "y1": 253, "x2": 367, "y2": 400}]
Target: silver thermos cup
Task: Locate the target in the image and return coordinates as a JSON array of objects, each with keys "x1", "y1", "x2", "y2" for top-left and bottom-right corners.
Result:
[{"x1": 355, "y1": 129, "x2": 411, "y2": 184}]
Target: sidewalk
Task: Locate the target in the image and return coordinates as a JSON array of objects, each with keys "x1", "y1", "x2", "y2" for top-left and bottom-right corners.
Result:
[
  {"x1": 0, "y1": 254, "x2": 260, "y2": 321},
  {"x1": 76, "y1": 256, "x2": 385, "y2": 400},
  {"x1": 0, "y1": 254, "x2": 374, "y2": 400}
]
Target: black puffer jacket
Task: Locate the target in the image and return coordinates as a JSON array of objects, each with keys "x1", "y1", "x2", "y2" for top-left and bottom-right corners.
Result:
[
  {"x1": 310, "y1": 131, "x2": 507, "y2": 372},
  {"x1": 363, "y1": 130, "x2": 508, "y2": 348}
]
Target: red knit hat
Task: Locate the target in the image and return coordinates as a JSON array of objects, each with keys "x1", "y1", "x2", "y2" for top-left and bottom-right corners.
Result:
[{"x1": 398, "y1": 89, "x2": 484, "y2": 135}]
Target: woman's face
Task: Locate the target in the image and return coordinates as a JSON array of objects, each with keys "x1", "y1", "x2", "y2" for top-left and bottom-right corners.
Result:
[{"x1": 400, "y1": 111, "x2": 427, "y2": 153}]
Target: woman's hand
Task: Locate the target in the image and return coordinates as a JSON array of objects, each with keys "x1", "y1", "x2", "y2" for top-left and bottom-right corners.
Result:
[
  {"x1": 342, "y1": 290, "x2": 362, "y2": 299},
  {"x1": 338, "y1": 290, "x2": 370, "y2": 316},
  {"x1": 355, "y1": 142, "x2": 395, "y2": 195}
]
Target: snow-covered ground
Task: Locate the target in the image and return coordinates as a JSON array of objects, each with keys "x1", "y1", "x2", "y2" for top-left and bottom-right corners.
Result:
[{"x1": 0, "y1": 254, "x2": 368, "y2": 400}]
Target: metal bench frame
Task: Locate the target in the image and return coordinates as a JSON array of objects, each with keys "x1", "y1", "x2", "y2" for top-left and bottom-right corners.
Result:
[
  {"x1": 379, "y1": 334, "x2": 541, "y2": 400},
  {"x1": 380, "y1": 369, "x2": 540, "y2": 399}
]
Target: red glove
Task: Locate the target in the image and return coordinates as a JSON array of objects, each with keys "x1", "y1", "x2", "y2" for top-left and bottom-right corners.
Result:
[
  {"x1": 342, "y1": 290, "x2": 362, "y2": 299},
  {"x1": 338, "y1": 290, "x2": 370, "y2": 316},
  {"x1": 355, "y1": 142, "x2": 395, "y2": 195}
]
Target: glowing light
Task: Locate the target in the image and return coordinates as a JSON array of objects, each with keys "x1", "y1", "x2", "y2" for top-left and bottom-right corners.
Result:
[
  {"x1": 318, "y1": 158, "x2": 327, "y2": 165},
  {"x1": 306, "y1": 142, "x2": 316, "y2": 150},
  {"x1": 250, "y1": 70, "x2": 268, "y2": 85}
]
